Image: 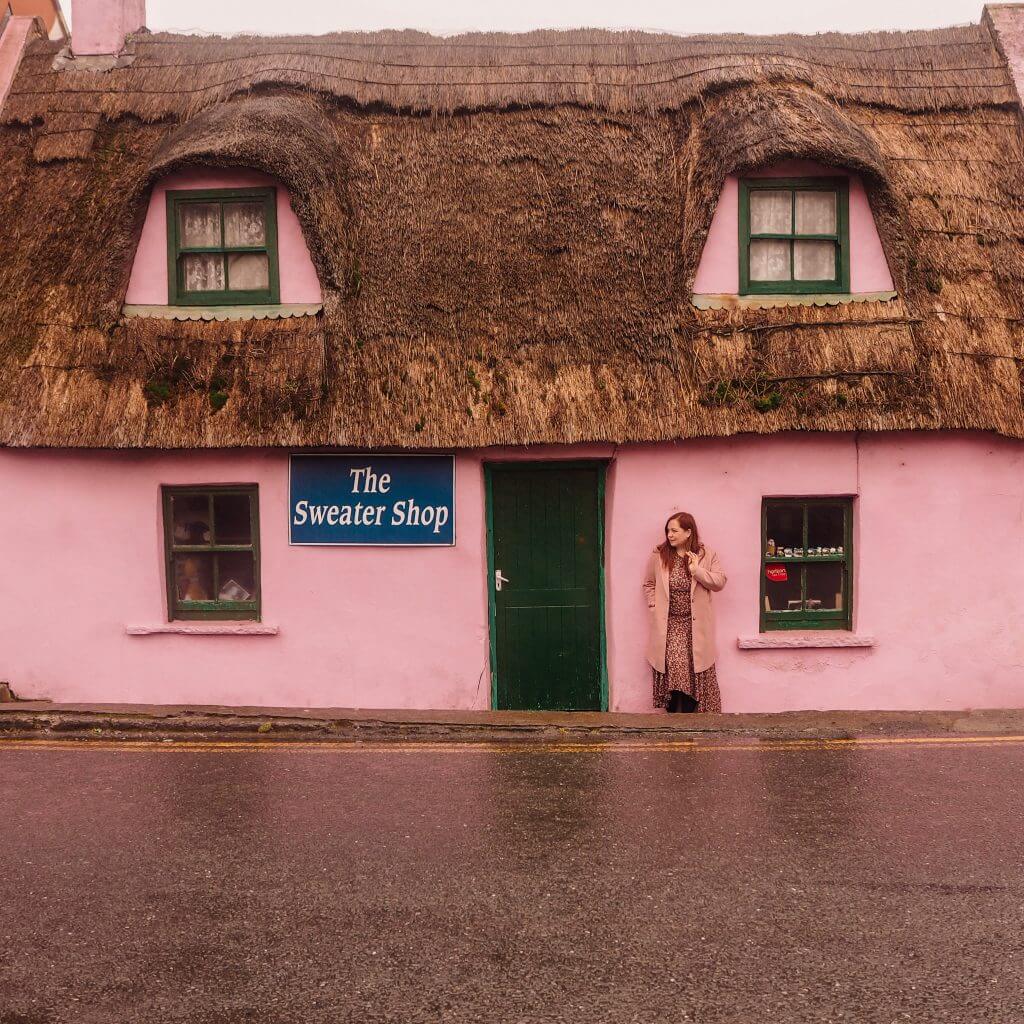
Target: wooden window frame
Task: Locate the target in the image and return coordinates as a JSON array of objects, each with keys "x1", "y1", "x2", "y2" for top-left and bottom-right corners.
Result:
[
  {"x1": 760, "y1": 498, "x2": 853, "y2": 632},
  {"x1": 739, "y1": 177, "x2": 850, "y2": 295},
  {"x1": 162, "y1": 484, "x2": 262, "y2": 621},
  {"x1": 166, "y1": 187, "x2": 280, "y2": 307}
]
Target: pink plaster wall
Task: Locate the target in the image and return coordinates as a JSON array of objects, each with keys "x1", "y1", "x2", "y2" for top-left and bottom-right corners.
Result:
[
  {"x1": 1, "y1": 432, "x2": 1022, "y2": 712},
  {"x1": 0, "y1": 17, "x2": 34, "y2": 114},
  {"x1": 691, "y1": 160, "x2": 895, "y2": 295},
  {"x1": 124, "y1": 168, "x2": 323, "y2": 306},
  {"x1": 71, "y1": 0, "x2": 145, "y2": 55}
]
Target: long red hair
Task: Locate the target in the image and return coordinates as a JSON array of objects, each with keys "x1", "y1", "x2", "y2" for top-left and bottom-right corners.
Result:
[{"x1": 658, "y1": 512, "x2": 701, "y2": 571}]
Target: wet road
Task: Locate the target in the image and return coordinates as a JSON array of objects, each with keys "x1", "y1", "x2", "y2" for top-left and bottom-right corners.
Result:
[{"x1": 2, "y1": 737, "x2": 1024, "y2": 1023}]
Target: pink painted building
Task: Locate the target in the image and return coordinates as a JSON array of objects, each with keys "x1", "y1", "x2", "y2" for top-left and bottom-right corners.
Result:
[{"x1": 1, "y1": 1, "x2": 1024, "y2": 713}]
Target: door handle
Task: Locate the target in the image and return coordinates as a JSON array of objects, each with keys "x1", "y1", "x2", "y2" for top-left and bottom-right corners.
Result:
[{"x1": 495, "y1": 569, "x2": 510, "y2": 592}]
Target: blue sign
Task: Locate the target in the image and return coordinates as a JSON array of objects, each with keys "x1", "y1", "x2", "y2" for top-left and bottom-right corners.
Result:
[{"x1": 289, "y1": 454, "x2": 455, "y2": 546}]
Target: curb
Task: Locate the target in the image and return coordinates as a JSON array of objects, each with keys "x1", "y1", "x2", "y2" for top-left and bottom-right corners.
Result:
[{"x1": 2, "y1": 705, "x2": 1024, "y2": 744}]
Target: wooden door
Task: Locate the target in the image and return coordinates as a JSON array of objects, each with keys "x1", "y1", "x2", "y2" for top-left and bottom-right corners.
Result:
[{"x1": 487, "y1": 463, "x2": 605, "y2": 711}]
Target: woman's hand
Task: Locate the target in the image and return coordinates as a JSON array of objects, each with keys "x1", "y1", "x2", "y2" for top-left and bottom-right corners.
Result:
[{"x1": 685, "y1": 549, "x2": 699, "y2": 571}]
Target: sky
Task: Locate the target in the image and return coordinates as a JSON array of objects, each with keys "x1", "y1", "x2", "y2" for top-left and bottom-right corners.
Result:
[{"x1": 137, "y1": 0, "x2": 989, "y2": 38}]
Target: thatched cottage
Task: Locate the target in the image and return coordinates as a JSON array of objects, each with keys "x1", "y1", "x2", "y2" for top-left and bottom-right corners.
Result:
[{"x1": 1, "y1": 0, "x2": 1023, "y2": 712}]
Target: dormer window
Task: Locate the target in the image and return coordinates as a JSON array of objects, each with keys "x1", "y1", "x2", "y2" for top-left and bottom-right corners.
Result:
[
  {"x1": 739, "y1": 178, "x2": 849, "y2": 295},
  {"x1": 167, "y1": 187, "x2": 280, "y2": 306}
]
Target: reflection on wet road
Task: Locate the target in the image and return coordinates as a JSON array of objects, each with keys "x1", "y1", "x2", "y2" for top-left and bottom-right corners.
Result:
[{"x1": 2, "y1": 738, "x2": 1023, "y2": 1023}]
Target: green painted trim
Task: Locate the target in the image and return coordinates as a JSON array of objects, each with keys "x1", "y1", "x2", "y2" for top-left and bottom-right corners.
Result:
[
  {"x1": 760, "y1": 497, "x2": 854, "y2": 632},
  {"x1": 166, "y1": 187, "x2": 280, "y2": 307},
  {"x1": 162, "y1": 484, "x2": 262, "y2": 622},
  {"x1": 739, "y1": 177, "x2": 851, "y2": 297},
  {"x1": 484, "y1": 463, "x2": 498, "y2": 712},
  {"x1": 691, "y1": 291, "x2": 896, "y2": 310},
  {"x1": 123, "y1": 303, "x2": 321, "y2": 321},
  {"x1": 597, "y1": 465, "x2": 609, "y2": 712},
  {"x1": 483, "y1": 459, "x2": 609, "y2": 712}
]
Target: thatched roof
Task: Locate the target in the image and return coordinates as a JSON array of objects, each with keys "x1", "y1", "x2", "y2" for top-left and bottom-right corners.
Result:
[{"x1": 1, "y1": 20, "x2": 1023, "y2": 448}]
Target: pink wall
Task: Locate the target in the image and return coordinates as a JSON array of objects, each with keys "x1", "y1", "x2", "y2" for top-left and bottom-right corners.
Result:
[
  {"x1": 692, "y1": 160, "x2": 894, "y2": 295},
  {"x1": 0, "y1": 16, "x2": 34, "y2": 114},
  {"x1": 71, "y1": 0, "x2": 145, "y2": 55},
  {"x1": 124, "y1": 168, "x2": 323, "y2": 306},
  {"x1": 1, "y1": 432, "x2": 1022, "y2": 712}
]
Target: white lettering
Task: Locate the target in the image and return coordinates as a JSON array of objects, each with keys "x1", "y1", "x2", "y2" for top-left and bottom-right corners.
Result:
[
  {"x1": 339, "y1": 506, "x2": 353, "y2": 526},
  {"x1": 392, "y1": 500, "x2": 407, "y2": 526},
  {"x1": 349, "y1": 467, "x2": 370, "y2": 493},
  {"x1": 326, "y1": 505, "x2": 339, "y2": 525},
  {"x1": 374, "y1": 505, "x2": 386, "y2": 526},
  {"x1": 293, "y1": 500, "x2": 308, "y2": 526},
  {"x1": 309, "y1": 505, "x2": 329, "y2": 525},
  {"x1": 434, "y1": 506, "x2": 450, "y2": 535},
  {"x1": 349, "y1": 466, "x2": 392, "y2": 494}
]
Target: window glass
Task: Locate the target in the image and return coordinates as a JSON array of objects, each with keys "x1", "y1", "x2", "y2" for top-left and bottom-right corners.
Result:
[
  {"x1": 174, "y1": 552, "x2": 215, "y2": 603},
  {"x1": 795, "y1": 191, "x2": 837, "y2": 234},
  {"x1": 224, "y1": 202, "x2": 267, "y2": 247},
  {"x1": 807, "y1": 505, "x2": 845, "y2": 551},
  {"x1": 164, "y1": 486, "x2": 259, "y2": 620},
  {"x1": 183, "y1": 253, "x2": 225, "y2": 293},
  {"x1": 227, "y1": 253, "x2": 270, "y2": 290},
  {"x1": 169, "y1": 188, "x2": 278, "y2": 305},
  {"x1": 741, "y1": 179, "x2": 847, "y2": 294},
  {"x1": 762, "y1": 499, "x2": 852, "y2": 630},
  {"x1": 749, "y1": 239, "x2": 790, "y2": 282},
  {"x1": 806, "y1": 562, "x2": 844, "y2": 611},
  {"x1": 213, "y1": 493, "x2": 252, "y2": 544},
  {"x1": 178, "y1": 204, "x2": 221, "y2": 248},
  {"x1": 794, "y1": 241, "x2": 836, "y2": 281},
  {"x1": 765, "y1": 504, "x2": 802, "y2": 552},
  {"x1": 171, "y1": 494, "x2": 210, "y2": 544},
  {"x1": 765, "y1": 567, "x2": 802, "y2": 612},
  {"x1": 217, "y1": 552, "x2": 257, "y2": 602},
  {"x1": 749, "y1": 190, "x2": 792, "y2": 233}
]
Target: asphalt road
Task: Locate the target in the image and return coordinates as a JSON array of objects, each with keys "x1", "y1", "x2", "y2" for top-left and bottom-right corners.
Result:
[{"x1": 2, "y1": 736, "x2": 1023, "y2": 1023}]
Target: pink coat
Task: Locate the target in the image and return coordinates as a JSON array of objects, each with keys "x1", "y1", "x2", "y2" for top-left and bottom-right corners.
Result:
[{"x1": 643, "y1": 546, "x2": 727, "y2": 674}]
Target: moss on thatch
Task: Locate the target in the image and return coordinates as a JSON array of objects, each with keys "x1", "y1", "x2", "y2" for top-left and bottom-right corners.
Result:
[{"x1": 0, "y1": 21, "x2": 1023, "y2": 447}]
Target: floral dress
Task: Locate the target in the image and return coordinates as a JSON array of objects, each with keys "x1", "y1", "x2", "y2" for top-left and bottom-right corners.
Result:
[{"x1": 652, "y1": 555, "x2": 722, "y2": 713}]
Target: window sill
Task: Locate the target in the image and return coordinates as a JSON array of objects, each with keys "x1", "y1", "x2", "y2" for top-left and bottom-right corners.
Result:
[
  {"x1": 122, "y1": 303, "x2": 322, "y2": 322},
  {"x1": 737, "y1": 632, "x2": 875, "y2": 649},
  {"x1": 126, "y1": 623, "x2": 279, "y2": 636},
  {"x1": 692, "y1": 292, "x2": 896, "y2": 311}
]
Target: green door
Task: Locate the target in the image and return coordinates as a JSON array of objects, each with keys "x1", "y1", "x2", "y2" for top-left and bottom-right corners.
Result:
[{"x1": 487, "y1": 463, "x2": 605, "y2": 711}]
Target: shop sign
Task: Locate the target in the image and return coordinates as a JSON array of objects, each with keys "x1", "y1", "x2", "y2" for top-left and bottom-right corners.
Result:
[
  {"x1": 289, "y1": 454, "x2": 455, "y2": 546},
  {"x1": 765, "y1": 564, "x2": 788, "y2": 582}
]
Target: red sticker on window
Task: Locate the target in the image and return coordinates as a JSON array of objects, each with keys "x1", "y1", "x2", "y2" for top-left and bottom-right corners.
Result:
[{"x1": 765, "y1": 565, "x2": 788, "y2": 583}]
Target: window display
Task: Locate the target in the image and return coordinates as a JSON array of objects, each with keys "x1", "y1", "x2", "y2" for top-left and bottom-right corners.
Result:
[
  {"x1": 762, "y1": 498, "x2": 853, "y2": 630},
  {"x1": 163, "y1": 486, "x2": 261, "y2": 621}
]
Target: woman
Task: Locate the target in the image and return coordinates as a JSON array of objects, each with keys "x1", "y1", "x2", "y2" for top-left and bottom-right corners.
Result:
[{"x1": 643, "y1": 512, "x2": 726, "y2": 713}]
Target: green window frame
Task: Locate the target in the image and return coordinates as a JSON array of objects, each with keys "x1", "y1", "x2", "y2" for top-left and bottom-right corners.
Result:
[
  {"x1": 760, "y1": 498, "x2": 853, "y2": 631},
  {"x1": 162, "y1": 485, "x2": 261, "y2": 621},
  {"x1": 166, "y1": 187, "x2": 280, "y2": 306},
  {"x1": 739, "y1": 177, "x2": 850, "y2": 295}
]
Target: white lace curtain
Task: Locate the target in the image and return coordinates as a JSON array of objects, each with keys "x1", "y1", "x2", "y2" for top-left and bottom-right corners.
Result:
[
  {"x1": 178, "y1": 201, "x2": 268, "y2": 293},
  {"x1": 749, "y1": 189, "x2": 837, "y2": 284}
]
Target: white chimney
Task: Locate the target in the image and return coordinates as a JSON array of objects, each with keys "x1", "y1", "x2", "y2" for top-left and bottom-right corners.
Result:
[{"x1": 72, "y1": 0, "x2": 145, "y2": 56}]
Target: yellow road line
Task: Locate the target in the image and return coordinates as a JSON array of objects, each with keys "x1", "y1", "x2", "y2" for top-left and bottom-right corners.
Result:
[{"x1": 2, "y1": 735, "x2": 1024, "y2": 754}]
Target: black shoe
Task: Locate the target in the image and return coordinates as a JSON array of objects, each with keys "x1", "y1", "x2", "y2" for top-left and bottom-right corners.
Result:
[
  {"x1": 667, "y1": 690, "x2": 698, "y2": 713},
  {"x1": 679, "y1": 692, "x2": 698, "y2": 713}
]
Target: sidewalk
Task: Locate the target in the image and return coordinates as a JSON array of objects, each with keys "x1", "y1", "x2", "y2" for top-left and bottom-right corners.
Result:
[{"x1": 2, "y1": 701, "x2": 1023, "y2": 743}]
